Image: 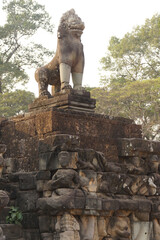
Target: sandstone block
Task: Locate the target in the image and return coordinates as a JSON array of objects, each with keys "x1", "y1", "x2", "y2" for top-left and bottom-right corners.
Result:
[
  {"x1": 85, "y1": 197, "x2": 102, "y2": 210},
  {"x1": 22, "y1": 213, "x2": 39, "y2": 229},
  {"x1": 17, "y1": 191, "x2": 39, "y2": 211},
  {"x1": 36, "y1": 171, "x2": 51, "y2": 180},
  {"x1": 23, "y1": 229, "x2": 40, "y2": 240},
  {"x1": 132, "y1": 221, "x2": 153, "y2": 240},
  {"x1": 1, "y1": 224, "x2": 23, "y2": 239},
  {"x1": 38, "y1": 134, "x2": 80, "y2": 153},
  {"x1": 39, "y1": 216, "x2": 52, "y2": 233},
  {"x1": 19, "y1": 173, "x2": 36, "y2": 190},
  {"x1": 37, "y1": 180, "x2": 47, "y2": 192},
  {"x1": 102, "y1": 199, "x2": 119, "y2": 211}
]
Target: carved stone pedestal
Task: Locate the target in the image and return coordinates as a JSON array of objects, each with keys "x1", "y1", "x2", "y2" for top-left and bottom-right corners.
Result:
[
  {"x1": 28, "y1": 89, "x2": 96, "y2": 113},
  {"x1": 1, "y1": 91, "x2": 160, "y2": 240}
]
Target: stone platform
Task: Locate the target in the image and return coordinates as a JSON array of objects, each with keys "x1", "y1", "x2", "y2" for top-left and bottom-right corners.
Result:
[
  {"x1": 28, "y1": 89, "x2": 96, "y2": 113},
  {"x1": 0, "y1": 95, "x2": 160, "y2": 240}
]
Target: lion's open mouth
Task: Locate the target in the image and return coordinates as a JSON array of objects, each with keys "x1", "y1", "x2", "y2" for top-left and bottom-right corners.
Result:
[{"x1": 69, "y1": 23, "x2": 85, "y2": 31}]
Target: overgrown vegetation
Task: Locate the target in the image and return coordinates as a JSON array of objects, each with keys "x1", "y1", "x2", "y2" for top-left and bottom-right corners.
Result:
[{"x1": 6, "y1": 206, "x2": 23, "y2": 225}]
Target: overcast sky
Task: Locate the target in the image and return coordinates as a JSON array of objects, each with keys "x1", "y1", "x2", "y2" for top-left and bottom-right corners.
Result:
[{"x1": 1, "y1": 0, "x2": 160, "y2": 96}]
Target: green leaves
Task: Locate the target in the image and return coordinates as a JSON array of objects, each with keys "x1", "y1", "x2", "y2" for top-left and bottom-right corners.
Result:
[
  {"x1": 0, "y1": 90, "x2": 35, "y2": 117},
  {"x1": 101, "y1": 14, "x2": 160, "y2": 87},
  {"x1": 6, "y1": 206, "x2": 23, "y2": 225},
  {"x1": 98, "y1": 14, "x2": 160, "y2": 140},
  {"x1": 0, "y1": 0, "x2": 54, "y2": 93},
  {"x1": 91, "y1": 78, "x2": 160, "y2": 140},
  {"x1": 0, "y1": 0, "x2": 54, "y2": 116},
  {"x1": 3, "y1": 0, "x2": 54, "y2": 34}
]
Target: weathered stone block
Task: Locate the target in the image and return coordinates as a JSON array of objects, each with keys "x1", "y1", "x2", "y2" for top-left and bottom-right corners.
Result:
[
  {"x1": 37, "y1": 180, "x2": 47, "y2": 192},
  {"x1": 22, "y1": 213, "x2": 39, "y2": 229},
  {"x1": 15, "y1": 117, "x2": 36, "y2": 137},
  {"x1": 37, "y1": 195, "x2": 75, "y2": 212},
  {"x1": 98, "y1": 172, "x2": 126, "y2": 194},
  {"x1": 117, "y1": 138, "x2": 160, "y2": 157},
  {"x1": 85, "y1": 197, "x2": 102, "y2": 210},
  {"x1": 7, "y1": 173, "x2": 20, "y2": 182},
  {"x1": 39, "y1": 134, "x2": 80, "y2": 153},
  {"x1": 17, "y1": 191, "x2": 39, "y2": 211},
  {"x1": 132, "y1": 221, "x2": 153, "y2": 240},
  {"x1": 102, "y1": 199, "x2": 119, "y2": 211},
  {"x1": 118, "y1": 199, "x2": 138, "y2": 211},
  {"x1": 0, "y1": 182, "x2": 18, "y2": 200},
  {"x1": 35, "y1": 111, "x2": 53, "y2": 135},
  {"x1": 36, "y1": 171, "x2": 51, "y2": 180},
  {"x1": 132, "y1": 212, "x2": 150, "y2": 221},
  {"x1": 1, "y1": 224, "x2": 23, "y2": 238},
  {"x1": 0, "y1": 207, "x2": 10, "y2": 224},
  {"x1": 55, "y1": 188, "x2": 84, "y2": 197},
  {"x1": 39, "y1": 152, "x2": 58, "y2": 171},
  {"x1": 74, "y1": 197, "x2": 85, "y2": 209},
  {"x1": 19, "y1": 173, "x2": 36, "y2": 190},
  {"x1": 138, "y1": 199, "x2": 152, "y2": 212},
  {"x1": 38, "y1": 215, "x2": 52, "y2": 233},
  {"x1": 54, "y1": 189, "x2": 85, "y2": 209},
  {"x1": 23, "y1": 229, "x2": 40, "y2": 240}
]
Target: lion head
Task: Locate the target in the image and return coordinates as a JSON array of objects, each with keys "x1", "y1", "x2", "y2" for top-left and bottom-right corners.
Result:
[{"x1": 58, "y1": 9, "x2": 85, "y2": 38}]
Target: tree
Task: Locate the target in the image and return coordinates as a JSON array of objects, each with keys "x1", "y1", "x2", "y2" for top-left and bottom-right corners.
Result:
[
  {"x1": 0, "y1": 0, "x2": 54, "y2": 93},
  {"x1": 91, "y1": 78, "x2": 160, "y2": 140},
  {"x1": 100, "y1": 14, "x2": 160, "y2": 88},
  {"x1": 0, "y1": 90, "x2": 35, "y2": 117},
  {"x1": 97, "y1": 14, "x2": 160, "y2": 139}
]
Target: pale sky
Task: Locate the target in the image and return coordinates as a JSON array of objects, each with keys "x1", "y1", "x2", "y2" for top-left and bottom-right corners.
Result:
[{"x1": 1, "y1": 0, "x2": 160, "y2": 96}]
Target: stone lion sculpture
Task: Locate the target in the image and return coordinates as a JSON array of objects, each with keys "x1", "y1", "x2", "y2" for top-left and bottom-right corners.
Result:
[{"x1": 35, "y1": 9, "x2": 85, "y2": 97}]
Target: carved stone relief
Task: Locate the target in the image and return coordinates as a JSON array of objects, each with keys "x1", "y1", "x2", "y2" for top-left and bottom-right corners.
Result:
[{"x1": 132, "y1": 222, "x2": 153, "y2": 240}]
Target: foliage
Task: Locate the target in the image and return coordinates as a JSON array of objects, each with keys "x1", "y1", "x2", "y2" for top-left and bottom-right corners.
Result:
[
  {"x1": 100, "y1": 14, "x2": 160, "y2": 88},
  {"x1": 98, "y1": 14, "x2": 160, "y2": 140},
  {"x1": 0, "y1": 89, "x2": 35, "y2": 117},
  {"x1": 6, "y1": 206, "x2": 23, "y2": 225},
  {"x1": 91, "y1": 78, "x2": 160, "y2": 140},
  {"x1": 0, "y1": 0, "x2": 54, "y2": 93}
]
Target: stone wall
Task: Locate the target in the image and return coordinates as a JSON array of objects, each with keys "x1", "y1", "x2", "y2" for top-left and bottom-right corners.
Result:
[
  {"x1": 0, "y1": 108, "x2": 160, "y2": 240},
  {"x1": 0, "y1": 109, "x2": 141, "y2": 172}
]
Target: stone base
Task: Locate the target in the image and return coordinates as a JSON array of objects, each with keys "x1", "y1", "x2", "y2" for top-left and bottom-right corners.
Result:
[
  {"x1": 0, "y1": 224, "x2": 24, "y2": 240},
  {"x1": 28, "y1": 89, "x2": 96, "y2": 113},
  {"x1": 1, "y1": 98, "x2": 160, "y2": 239}
]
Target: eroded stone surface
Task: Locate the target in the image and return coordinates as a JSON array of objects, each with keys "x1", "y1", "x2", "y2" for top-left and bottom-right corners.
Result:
[
  {"x1": 1, "y1": 94, "x2": 160, "y2": 240},
  {"x1": 132, "y1": 222, "x2": 153, "y2": 240}
]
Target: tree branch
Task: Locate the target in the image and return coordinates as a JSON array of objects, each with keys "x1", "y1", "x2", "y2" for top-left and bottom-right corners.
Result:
[{"x1": 5, "y1": 44, "x2": 20, "y2": 63}]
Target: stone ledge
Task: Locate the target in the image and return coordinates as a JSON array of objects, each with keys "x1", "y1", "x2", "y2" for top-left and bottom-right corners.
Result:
[
  {"x1": 0, "y1": 224, "x2": 23, "y2": 239},
  {"x1": 28, "y1": 89, "x2": 96, "y2": 113},
  {"x1": 117, "y1": 138, "x2": 160, "y2": 156}
]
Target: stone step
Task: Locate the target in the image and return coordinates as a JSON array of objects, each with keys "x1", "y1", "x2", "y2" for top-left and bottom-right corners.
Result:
[{"x1": 0, "y1": 224, "x2": 23, "y2": 239}]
